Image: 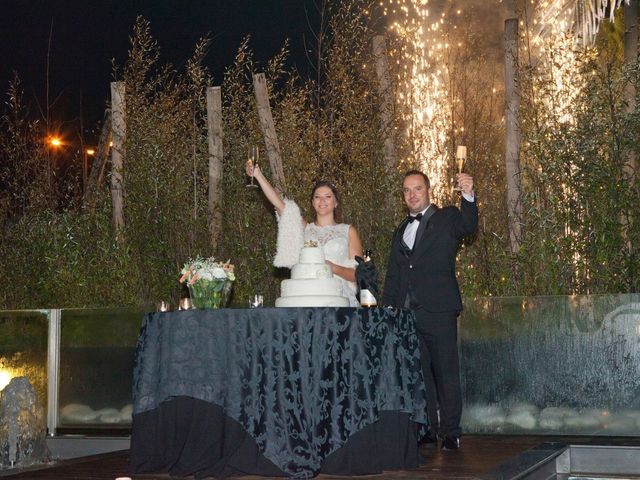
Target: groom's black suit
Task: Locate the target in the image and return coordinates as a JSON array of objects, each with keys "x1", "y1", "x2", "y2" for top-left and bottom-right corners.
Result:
[{"x1": 383, "y1": 197, "x2": 478, "y2": 440}]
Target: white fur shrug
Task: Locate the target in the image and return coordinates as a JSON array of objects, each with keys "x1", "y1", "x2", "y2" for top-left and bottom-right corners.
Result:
[{"x1": 273, "y1": 198, "x2": 304, "y2": 268}]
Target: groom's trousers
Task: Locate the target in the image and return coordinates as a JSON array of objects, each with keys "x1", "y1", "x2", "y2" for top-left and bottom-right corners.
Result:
[{"x1": 413, "y1": 307, "x2": 462, "y2": 439}]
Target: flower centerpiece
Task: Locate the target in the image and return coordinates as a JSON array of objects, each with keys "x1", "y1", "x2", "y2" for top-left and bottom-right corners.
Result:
[{"x1": 179, "y1": 256, "x2": 236, "y2": 309}]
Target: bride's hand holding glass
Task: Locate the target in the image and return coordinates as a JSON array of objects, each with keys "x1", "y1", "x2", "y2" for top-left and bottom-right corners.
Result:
[
  {"x1": 245, "y1": 160, "x2": 261, "y2": 179},
  {"x1": 243, "y1": 161, "x2": 286, "y2": 215}
]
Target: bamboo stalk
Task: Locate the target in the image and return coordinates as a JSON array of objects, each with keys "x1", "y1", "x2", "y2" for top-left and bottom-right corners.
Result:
[
  {"x1": 504, "y1": 18, "x2": 523, "y2": 256},
  {"x1": 373, "y1": 35, "x2": 397, "y2": 171},
  {"x1": 207, "y1": 86, "x2": 224, "y2": 250}
]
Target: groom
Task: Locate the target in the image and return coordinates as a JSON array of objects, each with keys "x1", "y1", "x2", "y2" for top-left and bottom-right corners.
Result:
[{"x1": 383, "y1": 169, "x2": 477, "y2": 450}]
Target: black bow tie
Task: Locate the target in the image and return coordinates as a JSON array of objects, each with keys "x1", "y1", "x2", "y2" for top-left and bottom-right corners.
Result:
[{"x1": 407, "y1": 213, "x2": 423, "y2": 223}]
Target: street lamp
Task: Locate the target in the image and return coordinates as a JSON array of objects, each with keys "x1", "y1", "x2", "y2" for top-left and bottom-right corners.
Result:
[
  {"x1": 0, "y1": 368, "x2": 12, "y2": 391},
  {"x1": 45, "y1": 135, "x2": 65, "y2": 203},
  {"x1": 83, "y1": 148, "x2": 96, "y2": 193}
]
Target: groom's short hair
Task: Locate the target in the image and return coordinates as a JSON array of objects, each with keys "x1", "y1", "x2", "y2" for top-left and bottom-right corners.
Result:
[{"x1": 404, "y1": 170, "x2": 430, "y2": 189}]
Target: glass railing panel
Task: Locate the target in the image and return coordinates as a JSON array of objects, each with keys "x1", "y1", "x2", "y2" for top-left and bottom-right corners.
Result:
[
  {"x1": 460, "y1": 293, "x2": 640, "y2": 436},
  {"x1": 58, "y1": 308, "x2": 145, "y2": 428},
  {"x1": 0, "y1": 310, "x2": 49, "y2": 410}
]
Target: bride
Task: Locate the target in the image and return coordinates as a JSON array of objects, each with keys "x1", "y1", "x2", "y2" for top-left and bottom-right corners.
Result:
[{"x1": 245, "y1": 162, "x2": 362, "y2": 306}]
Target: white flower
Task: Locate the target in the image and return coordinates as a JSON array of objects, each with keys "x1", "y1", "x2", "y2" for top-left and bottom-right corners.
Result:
[
  {"x1": 179, "y1": 256, "x2": 236, "y2": 285},
  {"x1": 199, "y1": 270, "x2": 214, "y2": 281},
  {"x1": 211, "y1": 266, "x2": 227, "y2": 279}
]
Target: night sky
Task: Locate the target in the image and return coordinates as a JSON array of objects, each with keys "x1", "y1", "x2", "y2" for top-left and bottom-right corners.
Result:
[
  {"x1": 2, "y1": 0, "x2": 508, "y2": 147},
  {"x1": 1, "y1": 0, "x2": 322, "y2": 141}
]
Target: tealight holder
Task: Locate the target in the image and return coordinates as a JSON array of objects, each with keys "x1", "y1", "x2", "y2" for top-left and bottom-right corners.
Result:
[
  {"x1": 156, "y1": 301, "x2": 171, "y2": 312},
  {"x1": 178, "y1": 297, "x2": 194, "y2": 310},
  {"x1": 249, "y1": 294, "x2": 264, "y2": 308}
]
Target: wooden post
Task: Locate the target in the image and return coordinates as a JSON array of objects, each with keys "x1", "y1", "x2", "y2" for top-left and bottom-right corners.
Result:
[
  {"x1": 623, "y1": 0, "x2": 638, "y2": 268},
  {"x1": 206, "y1": 86, "x2": 224, "y2": 250},
  {"x1": 252, "y1": 73, "x2": 286, "y2": 191},
  {"x1": 373, "y1": 35, "x2": 397, "y2": 170},
  {"x1": 82, "y1": 109, "x2": 112, "y2": 210},
  {"x1": 624, "y1": 0, "x2": 638, "y2": 185},
  {"x1": 503, "y1": 0, "x2": 517, "y2": 20},
  {"x1": 504, "y1": 18, "x2": 522, "y2": 256},
  {"x1": 110, "y1": 81, "x2": 126, "y2": 239}
]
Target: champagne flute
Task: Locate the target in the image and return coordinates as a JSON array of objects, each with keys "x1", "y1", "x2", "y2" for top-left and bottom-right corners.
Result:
[
  {"x1": 246, "y1": 145, "x2": 259, "y2": 188},
  {"x1": 249, "y1": 293, "x2": 264, "y2": 308},
  {"x1": 156, "y1": 300, "x2": 171, "y2": 312},
  {"x1": 452, "y1": 145, "x2": 466, "y2": 192}
]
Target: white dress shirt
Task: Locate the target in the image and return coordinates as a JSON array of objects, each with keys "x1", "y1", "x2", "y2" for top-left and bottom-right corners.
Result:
[
  {"x1": 403, "y1": 205, "x2": 430, "y2": 250},
  {"x1": 403, "y1": 193, "x2": 474, "y2": 250}
]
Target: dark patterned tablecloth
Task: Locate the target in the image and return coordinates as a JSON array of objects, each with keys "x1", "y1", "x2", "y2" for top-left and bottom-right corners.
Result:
[{"x1": 130, "y1": 307, "x2": 427, "y2": 478}]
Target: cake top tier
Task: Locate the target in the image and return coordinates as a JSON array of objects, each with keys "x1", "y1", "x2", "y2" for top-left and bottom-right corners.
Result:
[{"x1": 298, "y1": 246, "x2": 325, "y2": 265}]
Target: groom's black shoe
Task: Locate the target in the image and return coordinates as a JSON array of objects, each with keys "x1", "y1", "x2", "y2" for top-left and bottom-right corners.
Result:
[
  {"x1": 440, "y1": 435, "x2": 460, "y2": 451},
  {"x1": 418, "y1": 430, "x2": 438, "y2": 447}
]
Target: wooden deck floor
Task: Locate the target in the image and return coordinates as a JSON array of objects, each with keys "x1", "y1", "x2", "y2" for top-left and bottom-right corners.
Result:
[{"x1": 3, "y1": 435, "x2": 640, "y2": 479}]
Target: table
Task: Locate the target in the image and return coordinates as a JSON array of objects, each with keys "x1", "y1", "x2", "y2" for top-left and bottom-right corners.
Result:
[{"x1": 130, "y1": 307, "x2": 428, "y2": 479}]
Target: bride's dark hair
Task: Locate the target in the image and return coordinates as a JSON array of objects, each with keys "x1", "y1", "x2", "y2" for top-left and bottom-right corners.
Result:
[{"x1": 311, "y1": 180, "x2": 342, "y2": 223}]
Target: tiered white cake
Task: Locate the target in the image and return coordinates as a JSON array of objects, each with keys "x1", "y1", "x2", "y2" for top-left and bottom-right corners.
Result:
[{"x1": 275, "y1": 246, "x2": 350, "y2": 307}]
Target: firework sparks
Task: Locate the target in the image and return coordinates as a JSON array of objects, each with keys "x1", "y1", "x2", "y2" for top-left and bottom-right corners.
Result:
[
  {"x1": 530, "y1": 0, "x2": 627, "y2": 290},
  {"x1": 379, "y1": 0, "x2": 454, "y2": 199},
  {"x1": 536, "y1": 0, "x2": 628, "y2": 47}
]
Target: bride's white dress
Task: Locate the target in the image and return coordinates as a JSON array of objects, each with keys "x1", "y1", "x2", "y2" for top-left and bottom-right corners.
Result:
[
  {"x1": 272, "y1": 199, "x2": 358, "y2": 307},
  {"x1": 305, "y1": 223, "x2": 358, "y2": 307}
]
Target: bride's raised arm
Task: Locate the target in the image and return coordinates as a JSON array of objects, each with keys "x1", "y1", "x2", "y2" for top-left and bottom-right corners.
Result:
[
  {"x1": 245, "y1": 162, "x2": 286, "y2": 215},
  {"x1": 246, "y1": 162, "x2": 305, "y2": 269}
]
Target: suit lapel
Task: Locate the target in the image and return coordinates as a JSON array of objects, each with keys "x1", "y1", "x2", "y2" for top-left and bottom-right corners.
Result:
[
  {"x1": 411, "y1": 204, "x2": 438, "y2": 258},
  {"x1": 396, "y1": 217, "x2": 412, "y2": 257}
]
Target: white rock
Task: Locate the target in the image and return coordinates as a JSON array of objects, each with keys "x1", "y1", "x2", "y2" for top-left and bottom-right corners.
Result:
[
  {"x1": 539, "y1": 406, "x2": 575, "y2": 419},
  {"x1": 564, "y1": 415, "x2": 600, "y2": 429},
  {"x1": 580, "y1": 408, "x2": 610, "y2": 426},
  {"x1": 604, "y1": 413, "x2": 639, "y2": 433},
  {"x1": 505, "y1": 410, "x2": 536, "y2": 429},
  {"x1": 538, "y1": 406, "x2": 578, "y2": 430},
  {"x1": 463, "y1": 403, "x2": 506, "y2": 430},
  {"x1": 60, "y1": 403, "x2": 98, "y2": 423},
  {"x1": 96, "y1": 408, "x2": 122, "y2": 424},
  {"x1": 615, "y1": 410, "x2": 640, "y2": 421},
  {"x1": 539, "y1": 416, "x2": 564, "y2": 430},
  {"x1": 120, "y1": 404, "x2": 133, "y2": 422}
]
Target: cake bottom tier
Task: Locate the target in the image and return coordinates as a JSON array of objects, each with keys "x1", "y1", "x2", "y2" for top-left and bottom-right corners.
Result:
[{"x1": 275, "y1": 295, "x2": 350, "y2": 307}]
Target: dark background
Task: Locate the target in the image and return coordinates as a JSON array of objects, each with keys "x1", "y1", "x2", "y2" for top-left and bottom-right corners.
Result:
[
  {"x1": 1, "y1": 1, "x2": 507, "y2": 145},
  {"x1": 0, "y1": 0, "x2": 324, "y2": 142}
]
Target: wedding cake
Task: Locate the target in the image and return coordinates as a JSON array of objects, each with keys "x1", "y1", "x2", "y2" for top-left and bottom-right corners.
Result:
[{"x1": 275, "y1": 245, "x2": 350, "y2": 307}]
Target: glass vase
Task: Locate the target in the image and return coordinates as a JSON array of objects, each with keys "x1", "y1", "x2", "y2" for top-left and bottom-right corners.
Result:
[{"x1": 187, "y1": 279, "x2": 232, "y2": 309}]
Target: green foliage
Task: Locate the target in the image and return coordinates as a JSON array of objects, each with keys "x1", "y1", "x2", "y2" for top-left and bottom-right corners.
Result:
[
  {"x1": 0, "y1": 5, "x2": 637, "y2": 310},
  {"x1": 0, "y1": 208, "x2": 141, "y2": 307},
  {"x1": 118, "y1": 17, "x2": 213, "y2": 304},
  {"x1": 0, "y1": 75, "x2": 51, "y2": 221},
  {"x1": 516, "y1": 38, "x2": 639, "y2": 294}
]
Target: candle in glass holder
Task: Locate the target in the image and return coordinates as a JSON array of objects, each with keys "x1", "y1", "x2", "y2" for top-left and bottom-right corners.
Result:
[
  {"x1": 156, "y1": 301, "x2": 170, "y2": 312},
  {"x1": 179, "y1": 297, "x2": 193, "y2": 310}
]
